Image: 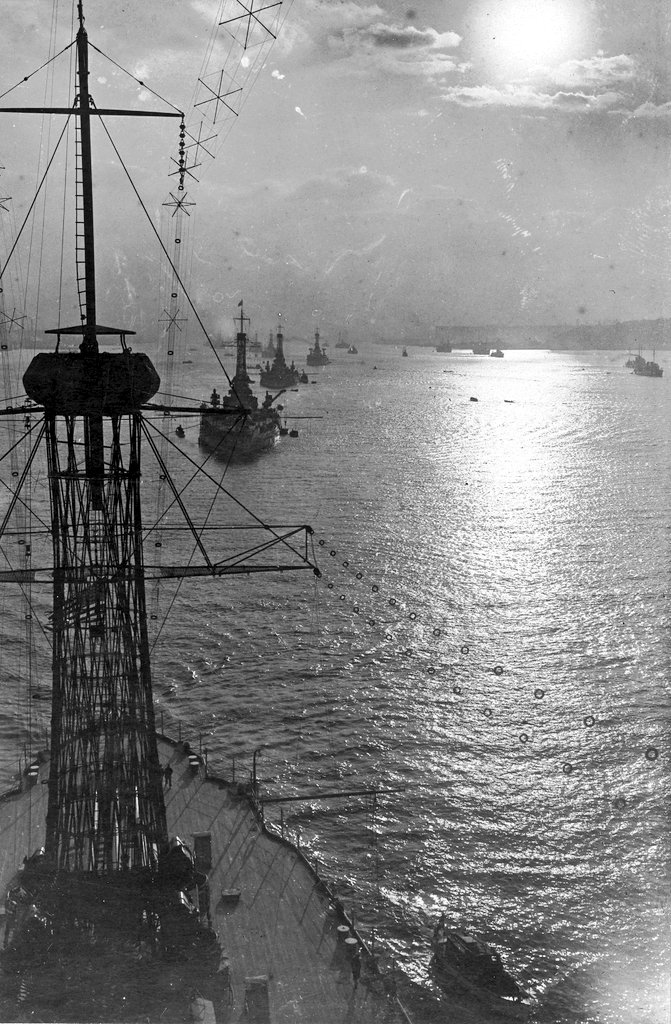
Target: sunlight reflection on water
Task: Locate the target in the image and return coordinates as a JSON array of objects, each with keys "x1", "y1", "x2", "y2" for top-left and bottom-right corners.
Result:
[{"x1": 0, "y1": 346, "x2": 668, "y2": 1022}]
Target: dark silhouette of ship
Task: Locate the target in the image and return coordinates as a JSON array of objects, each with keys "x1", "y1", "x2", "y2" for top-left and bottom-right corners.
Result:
[
  {"x1": 259, "y1": 325, "x2": 299, "y2": 388},
  {"x1": 199, "y1": 303, "x2": 281, "y2": 459},
  {"x1": 306, "y1": 327, "x2": 330, "y2": 366}
]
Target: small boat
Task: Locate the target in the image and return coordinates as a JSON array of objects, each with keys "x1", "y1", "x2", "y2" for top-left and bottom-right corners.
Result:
[
  {"x1": 402, "y1": 348, "x2": 408, "y2": 357},
  {"x1": 175, "y1": 424, "x2": 185, "y2": 438},
  {"x1": 298, "y1": 369, "x2": 309, "y2": 383},
  {"x1": 490, "y1": 348, "x2": 504, "y2": 358},
  {"x1": 431, "y1": 919, "x2": 531, "y2": 1019},
  {"x1": 347, "y1": 344, "x2": 358, "y2": 355},
  {"x1": 306, "y1": 328, "x2": 330, "y2": 366},
  {"x1": 289, "y1": 428, "x2": 299, "y2": 438}
]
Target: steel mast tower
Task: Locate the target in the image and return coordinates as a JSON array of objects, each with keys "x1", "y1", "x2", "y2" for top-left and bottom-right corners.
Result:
[{"x1": 20, "y1": 3, "x2": 174, "y2": 878}]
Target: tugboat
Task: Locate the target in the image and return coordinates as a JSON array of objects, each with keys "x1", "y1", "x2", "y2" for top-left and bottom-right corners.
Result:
[
  {"x1": 347, "y1": 344, "x2": 358, "y2": 355},
  {"x1": 402, "y1": 347, "x2": 408, "y2": 357},
  {"x1": 199, "y1": 302, "x2": 281, "y2": 458},
  {"x1": 259, "y1": 324, "x2": 299, "y2": 388},
  {"x1": 306, "y1": 328, "x2": 330, "y2": 366},
  {"x1": 490, "y1": 348, "x2": 504, "y2": 358},
  {"x1": 431, "y1": 917, "x2": 531, "y2": 1019},
  {"x1": 632, "y1": 352, "x2": 663, "y2": 377}
]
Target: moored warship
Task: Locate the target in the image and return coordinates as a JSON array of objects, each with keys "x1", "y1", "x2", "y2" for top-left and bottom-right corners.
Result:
[
  {"x1": 259, "y1": 326, "x2": 299, "y2": 388},
  {"x1": 306, "y1": 328, "x2": 330, "y2": 367},
  {"x1": 199, "y1": 303, "x2": 282, "y2": 460}
]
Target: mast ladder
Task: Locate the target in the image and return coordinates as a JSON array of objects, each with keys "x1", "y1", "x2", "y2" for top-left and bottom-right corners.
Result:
[{"x1": 74, "y1": 117, "x2": 87, "y2": 324}]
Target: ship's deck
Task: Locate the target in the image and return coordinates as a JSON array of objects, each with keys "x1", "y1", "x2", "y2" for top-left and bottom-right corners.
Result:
[{"x1": 0, "y1": 736, "x2": 415, "y2": 1024}]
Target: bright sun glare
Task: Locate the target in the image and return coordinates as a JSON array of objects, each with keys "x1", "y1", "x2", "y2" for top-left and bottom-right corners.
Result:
[{"x1": 474, "y1": 0, "x2": 585, "y2": 76}]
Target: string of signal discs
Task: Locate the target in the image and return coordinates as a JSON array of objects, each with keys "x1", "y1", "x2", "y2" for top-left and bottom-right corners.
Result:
[
  {"x1": 154, "y1": 0, "x2": 290, "y2": 387},
  {"x1": 168, "y1": 0, "x2": 289, "y2": 192},
  {"x1": 313, "y1": 535, "x2": 661, "y2": 806}
]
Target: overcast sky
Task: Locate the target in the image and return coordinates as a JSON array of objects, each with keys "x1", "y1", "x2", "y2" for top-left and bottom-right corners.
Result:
[{"x1": 1, "y1": 0, "x2": 670, "y2": 342}]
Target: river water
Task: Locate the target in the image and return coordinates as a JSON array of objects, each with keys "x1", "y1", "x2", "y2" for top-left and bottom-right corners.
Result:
[{"x1": 0, "y1": 341, "x2": 668, "y2": 1023}]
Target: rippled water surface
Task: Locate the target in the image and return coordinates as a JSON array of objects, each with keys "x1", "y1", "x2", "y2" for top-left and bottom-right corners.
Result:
[{"x1": 0, "y1": 343, "x2": 669, "y2": 1023}]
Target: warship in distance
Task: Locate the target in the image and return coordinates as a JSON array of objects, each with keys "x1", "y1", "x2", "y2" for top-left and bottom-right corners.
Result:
[
  {"x1": 259, "y1": 324, "x2": 299, "y2": 388},
  {"x1": 0, "y1": 5, "x2": 414, "y2": 1022},
  {"x1": 261, "y1": 330, "x2": 276, "y2": 360},
  {"x1": 306, "y1": 327, "x2": 330, "y2": 366},
  {"x1": 199, "y1": 302, "x2": 282, "y2": 459}
]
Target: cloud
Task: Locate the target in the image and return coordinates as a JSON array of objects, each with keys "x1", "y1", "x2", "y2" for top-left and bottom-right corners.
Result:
[
  {"x1": 626, "y1": 100, "x2": 671, "y2": 120},
  {"x1": 442, "y1": 83, "x2": 625, "y2": 112},
  {"x1": 441, "y1": 50, "x2": 661, "y2": 116},
  {"x1": 360, "y1": 23, "x2": 461, "y2": 50},
  {"x1": 289, "y1": 2, "x2": 462, "y2": 79},
  {"x1": 532, "y1": 53, "x2": 638, "y2": 92}
]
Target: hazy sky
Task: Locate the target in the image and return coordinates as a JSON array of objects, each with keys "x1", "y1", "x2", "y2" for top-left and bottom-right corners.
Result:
[{"x1": 1, "y1": 0, "x2": 670, "y2": 341}]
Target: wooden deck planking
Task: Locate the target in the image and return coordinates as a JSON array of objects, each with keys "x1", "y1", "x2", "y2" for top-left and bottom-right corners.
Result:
[
  {"x1": 0, "y1": 739, "x2": 407, "y2": 1023},
  {"x1": 163, "y1": 741, "x2": 397, "y2": 1022}
]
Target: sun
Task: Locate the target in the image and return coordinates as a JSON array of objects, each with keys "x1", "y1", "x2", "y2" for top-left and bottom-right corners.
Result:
[{"x1": 471, "y1": 0, "x2": 588, "y2": 77}]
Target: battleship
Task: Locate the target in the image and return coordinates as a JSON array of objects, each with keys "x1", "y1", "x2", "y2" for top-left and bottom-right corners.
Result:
[
  {"x1": 199, "y1": 303, "x2": 282, "y2": 460},
  {"x1": 259, "y1": 326, "x2": 300, "y2": 388},
  {"x1": 0, "y1": 4, "x2": 416, "y2": 1022},
  {"x1": 261, "y1": 331, "x2": 276, "y2": 360},
  {"x1": 306, "y1": 328, "x2": 330, "y2": 367}
]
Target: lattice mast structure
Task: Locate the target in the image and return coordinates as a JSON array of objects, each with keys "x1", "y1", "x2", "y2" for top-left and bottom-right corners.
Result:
[{"x1": 19, "y1": 3, "x2": 181, "y2": 878}]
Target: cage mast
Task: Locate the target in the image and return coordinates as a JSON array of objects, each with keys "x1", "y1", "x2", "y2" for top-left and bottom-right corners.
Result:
[{"x1": 19, "y1": 2, "x2": 177, "y2": 877}]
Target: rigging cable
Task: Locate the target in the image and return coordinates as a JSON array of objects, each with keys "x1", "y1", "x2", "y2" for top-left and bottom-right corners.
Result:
[
  {"x1": 141, "y1": 414, "x2": 315, "y2": 566},
  {"x1": 94, "y1": 111, "x2": 232, "y2": 382}
]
